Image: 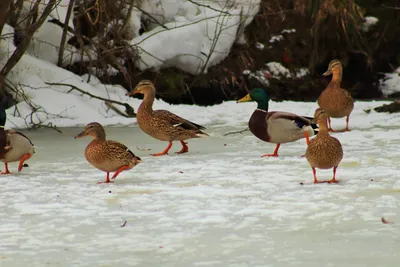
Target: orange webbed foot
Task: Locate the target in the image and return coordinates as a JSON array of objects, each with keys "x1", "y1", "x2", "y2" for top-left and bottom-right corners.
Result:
[
  {"x1": 151, "y1": 142, "x2": 173, "y2": 156},
  {"x1": 261, "y1": 153, "x2": 279, "y2": 157},
  {"x1": 176, "y1": 141, "x2": 189, "y2": 154},
  {"x1": 151, "y1": 152, "x2": 168, "y2": 156},
  {"x1": 1, "y1": 163, "x2": 11, "y2": 175},
  {"x1": 97, "y1": 180, "x2": 114, "y2": 184},
  {"x1": 97, "y1": 173, "x2": 113, "y2": 184}
]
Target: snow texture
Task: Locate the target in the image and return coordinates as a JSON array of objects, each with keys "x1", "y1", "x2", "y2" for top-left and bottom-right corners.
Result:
[
  {"x1": 379, "y1": 67, "x2": 400, "y2": 97},
  {"x1": 0, "y1": 100, "x2": 400, "y2": 267}
]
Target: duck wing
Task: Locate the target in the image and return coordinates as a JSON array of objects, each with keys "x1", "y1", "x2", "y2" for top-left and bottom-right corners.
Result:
[{"x1": 154, "y1": 110, "x2": 206, "y2": 130}]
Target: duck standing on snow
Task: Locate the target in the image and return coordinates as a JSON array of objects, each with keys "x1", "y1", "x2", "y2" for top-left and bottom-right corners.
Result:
[
  {"x1": 305, "y1": 108, "x2": 343, "y2": 183},
  {"x1": 74, "y1": 122, "x2": 142, "y2": 184},
  {"x1": 318, "y1": 59, "x2": 354, "y2": 132},
  {"x1": 237, "y1": 88, "x2": 318, "y2": 157},
  {"x1": 125, "y1": 80, "x2": 209, "y2": 156},
  {"x1": 0, "y1": 101, "x2": 35, "y2": 174}
]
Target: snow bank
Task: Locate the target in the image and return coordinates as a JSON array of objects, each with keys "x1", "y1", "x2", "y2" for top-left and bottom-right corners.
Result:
[
  {"x1": 21, "y1": 0, "x2": 261, "y2": 74},
  {"x1": 131, "y1": 0, "x2": 260, "y2": 74},
  {"x1": 242, "y1": 62, "x2": 310, "y2": 86},
  {"x1": 362, "y1": 16, "x2": 379, "y2": 32},
  {"x1": 379, "y1": 67, "x2": 400, "y2": 97}
]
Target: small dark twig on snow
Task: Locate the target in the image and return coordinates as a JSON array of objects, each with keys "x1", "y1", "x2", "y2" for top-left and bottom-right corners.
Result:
[{"x1": 224, "y1": 127, "x2": 249, "y2": 136}]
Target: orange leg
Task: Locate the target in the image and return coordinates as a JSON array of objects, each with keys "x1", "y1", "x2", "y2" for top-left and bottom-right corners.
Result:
[
  {"x1": 151, "y1": 141, "x2": 173, "y2": 156},
  {"x1": 312, "y1": 167, "x2": 340, "y2": 184},
  {"x1": 304, "y1": 131, "x2": 310, "y2": 145},
  {"x1": 97, "y1": 172, "x2": 114, "y2": 184},
  {"x1": 312, "y1": 168, "x2": 322, "y2": 183},
  {"x1": 328, "y1": 117, "x2": 335, "y2": 132},
  {"x1": 328, "y1": 166, "x2": 340, "y2": 183},
  {"x1": 18, "y1": 153, "x2": 32, "y2": 172},
  {"x1": 176, "y1": 141, "x2": 189, "y2": 154},
  {"x1": 301, "y1": 132, "x2": 310, "y2": 157},
  {"x1": 111, "y1": 165, "x2": 131, "y2": 179},
  {"x1": 1, "y1": 163, "x2": 11, "y2": 175},
  {"x1": 343, "y1": 115, "x2": 351, "y2": 132},
  {"x1": 262, "y1": 144, "x2": 280, "y2": 157}
]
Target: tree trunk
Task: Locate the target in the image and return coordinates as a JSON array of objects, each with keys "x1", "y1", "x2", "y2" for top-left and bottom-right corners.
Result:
[
  {"x1": 57, "y1": 0, "x2": 75, "y2": 67},
  {"x1": 0, "y1": 0, "x2": 13, "y2": 35},
  {"x1": 0, "y1": 0, "x2": 57, "y2": 77}
]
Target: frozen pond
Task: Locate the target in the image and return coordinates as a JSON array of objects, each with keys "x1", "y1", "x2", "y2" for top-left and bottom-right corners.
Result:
[{"x1": 1, "y1": 107, "x2": 400, "y2": 266}]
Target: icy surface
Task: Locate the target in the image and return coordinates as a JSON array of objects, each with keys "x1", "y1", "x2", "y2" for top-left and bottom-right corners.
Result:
[{"x1": 1, "y1": 100, "x2": 400, "y2": 266}]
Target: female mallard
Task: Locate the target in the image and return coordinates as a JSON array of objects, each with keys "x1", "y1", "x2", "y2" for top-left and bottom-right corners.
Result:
[
  {"x1": 305, "y1": 108, "x2": 343, "y2": 183},
  {"x1": 125, "y1": 80, "x2": 209, "y2": 156},
  {"x1": 74, "y1": 122, "x2": 142, "y2": 184},
  {"x1": 0, "y1": 101, "x2": 34, "y2": 174},
  {"x1": 318, "y1": 59, "x2": 354, "y2": 132},
  {"x1": 237, "y1": 88, "x2": 318, "y2": 157}
]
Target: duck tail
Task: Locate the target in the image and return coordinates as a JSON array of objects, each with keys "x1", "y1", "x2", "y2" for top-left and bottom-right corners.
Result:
[
  {"x1": 134, "y1": 155, "x2": 143, "y2": 163},
  {"x1": 195, "y1": 131, "x2": 209, "y2": 138},
  {"x1": 302, "y1": 116, "x2": 319, "y2": 134}
]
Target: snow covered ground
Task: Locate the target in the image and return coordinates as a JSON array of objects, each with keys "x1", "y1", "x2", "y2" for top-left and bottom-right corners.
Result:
[{"x1": 1, "y1": 100, "x2": 400, "y2": 266}]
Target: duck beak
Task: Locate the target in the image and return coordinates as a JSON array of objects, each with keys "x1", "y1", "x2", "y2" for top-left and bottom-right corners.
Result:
[
  {"x1": 125, "y1": 87, "x2": 140, "y2": 96},
  {"x1": 322, "y1": 69, "x2": 332, "y2": 76},
  {"x1": 237, "y1": 94, "x2": 253, "y2": 103},
  {"x1": 74, "y1": 131, "x2": 87, "y2": 139}
]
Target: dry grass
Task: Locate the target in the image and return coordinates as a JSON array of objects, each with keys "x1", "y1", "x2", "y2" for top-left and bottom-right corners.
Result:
[{"x1": 294, "y1": 0, "x2": 371, "y2": 69}]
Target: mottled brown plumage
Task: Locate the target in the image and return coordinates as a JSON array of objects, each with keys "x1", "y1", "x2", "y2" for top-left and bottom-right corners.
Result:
[
  {"x1": 305, "y1": 108, "x2": 343, "y2": 183},
  {"x1": 318, "y1": 59, "x2": 354, "y2": 132},
  {"x1": 74, "y1": 122, "x2": 142, "y2": 184},
  {"x1": 126, "y1": 80, "x2": 209, "y2": 156},
  {"x1": 1, "y1": 130, "x2": 35, "y2": 174}
]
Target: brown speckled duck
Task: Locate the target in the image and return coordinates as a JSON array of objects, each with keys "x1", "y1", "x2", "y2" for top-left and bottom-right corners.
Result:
[
  {"x1": 237, "y1": 88, "x2": 318, "y2": 157},
  {"x1": 305, "y1": 108, "x2": 343, "y2": 183},
  {"x1": 0, "y1": 101, "x2": 34, "y2": 174},
  {"x1": 74, "y1": 122, "x2": 142, "y2": 184},
  {"x1": 318, "y1": 59, "x2": 354, "y2": 132},
  {"x1": 125, "y1": 80, "x2": 209, "y2": 156}
]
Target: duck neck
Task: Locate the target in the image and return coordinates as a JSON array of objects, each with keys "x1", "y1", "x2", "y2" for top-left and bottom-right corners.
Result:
[
  {"x1": 139, "y1": 90, "x2": 155, "y2": 114},
  {"x1": 317, "y1": 118, "x2": 329, "y2": 134},
  {"x1": 256, "y1": 99, "x2": 269, "y2": 111},
  {"x1": 93, "y1": 130, "x2": 106, "y2": 141},
  {"x1": 329, "y1": 70, "x2": 342, "y2": 88}
]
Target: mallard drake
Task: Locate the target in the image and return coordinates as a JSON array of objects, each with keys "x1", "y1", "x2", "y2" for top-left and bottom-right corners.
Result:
[
  {"x1": 318, "y1": 59, "x2": 354, "y2": 132},
  {"x1": 125, "y1": 80, "x2": 209, "y2": 156},
  {"x1": 237, "y1": 88, "x2": 318, "y2": 157},
  {"x1": 0, "y1": 101, "x2": 34, "y2": 174},
  {"x1": 74, "y1": 122, "x2": 142, "y2": 184},
  {"x1": 2, "y1": 130, "x2": 35, "y2": 174},
  {"x1": 305, "y1": 108, "x2": 343, "y2": 183}
]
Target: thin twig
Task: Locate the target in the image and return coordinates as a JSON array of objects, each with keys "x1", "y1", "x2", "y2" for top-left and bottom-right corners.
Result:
[
  {"x1": 224, "y1": 127, "x2": 249, "y2": 136},
  {"x1": 382, "y1": 4, "x2": 400, "y2": 10}
]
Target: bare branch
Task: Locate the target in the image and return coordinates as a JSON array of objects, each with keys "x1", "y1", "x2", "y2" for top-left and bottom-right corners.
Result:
[
  {"x1": 186, "y1": 0, "x2": 231, "y2": 15},
  {"x1": 44, "y1": 82, "x2": 136, "y2": 117},
  {"x1": 382, "y1": 4, "x2": 400, "y2": 10},
  {"x1": 0, "y1": 0, "x2": 58, "y2": 77}
]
